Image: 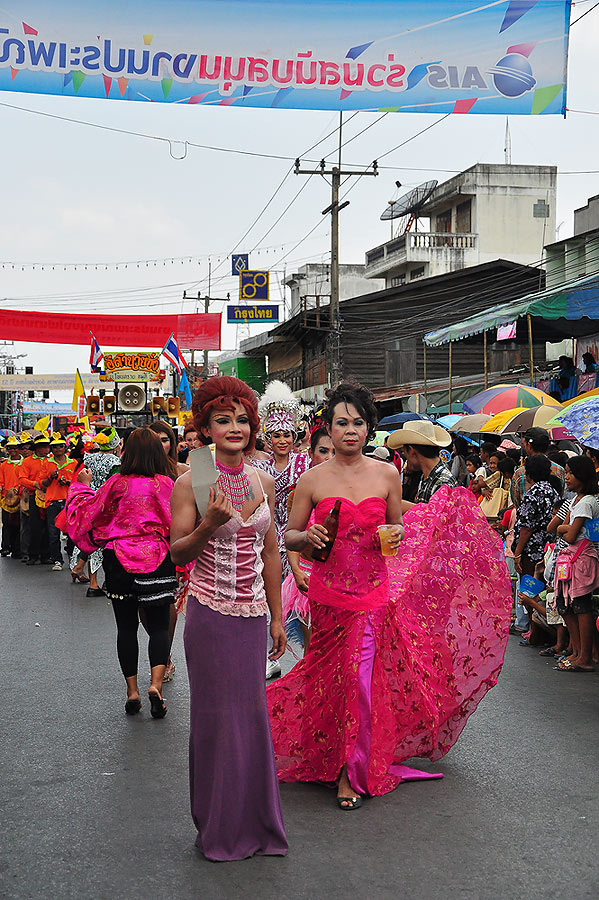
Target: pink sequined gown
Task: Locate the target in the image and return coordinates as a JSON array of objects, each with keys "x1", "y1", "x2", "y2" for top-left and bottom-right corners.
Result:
[{"x1": 267, "y1": 486, "x2": 511, "y2": 796}]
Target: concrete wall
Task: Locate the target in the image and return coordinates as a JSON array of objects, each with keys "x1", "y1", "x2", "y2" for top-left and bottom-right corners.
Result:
[
  {"x1": 545, "y1": 231, "x2": 599, "y2": 289},
  {"x1": 574, "y1": 195, "x2": 599, "y2": 235},
  {"x1": 470, "y1": 165, "x2": 556, "y2": 267},
  {"x1": 286, "y1": 263, "x2": 383, "y2": 313}
]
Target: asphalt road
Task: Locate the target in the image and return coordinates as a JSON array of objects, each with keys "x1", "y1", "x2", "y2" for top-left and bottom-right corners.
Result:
[{"x1": 2, "y1": 557, "x2": 599, "y2": 900}]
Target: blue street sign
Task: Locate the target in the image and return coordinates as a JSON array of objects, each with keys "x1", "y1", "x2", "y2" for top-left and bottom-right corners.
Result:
[
  {"x1": 240, "y1": 269, "x2": 269, "y2": 300},
  {"x1": 232, "y1": 254, "x2": 249, "y2": 275},
  {"x1": 227, "y1": 305, "x2": 279, "y2": 324}
]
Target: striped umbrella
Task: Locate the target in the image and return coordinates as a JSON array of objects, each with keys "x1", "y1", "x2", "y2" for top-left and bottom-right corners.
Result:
[
  {"x1": 481, "y1": 404, "x2": 561, "y2": 434},
  {"x1": 463, "y1": 384, "x2": 562, "y2": 415},
  {"x1": 448, "y1": 413, "x2": 491, "y2": 433}
]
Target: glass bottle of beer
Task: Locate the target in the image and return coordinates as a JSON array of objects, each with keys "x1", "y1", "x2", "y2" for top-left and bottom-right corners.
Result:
[{"x1": 311, "y1": 499, "x2": 341, "y2": 562}]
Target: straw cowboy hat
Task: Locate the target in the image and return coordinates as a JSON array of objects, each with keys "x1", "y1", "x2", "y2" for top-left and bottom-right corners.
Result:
[{"x1": 387, "y1": 420, "x2": 452, "y2": 450}]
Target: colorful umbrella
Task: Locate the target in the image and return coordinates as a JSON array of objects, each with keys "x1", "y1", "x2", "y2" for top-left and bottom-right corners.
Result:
[
  {"x1": 561, "y1": 387, "x2": 599, "y2": 408},
  {"x1": 448, "y1": 413, "x2": 491, "y2": 433},
  {"x1": 481, "y1": 404, "x2": 560, "y2": 434},
  {"x1": 544, "y1": 398, "x2": 599, "y2": 450},
  {"x1": 547, "y1": 426, "x2": 576, "y2": 440},
  {"x1": 377, "y1": 412, "x2": 431, "y2": 428},
  {"x1": 436, "y1": 414, "x2": 464, "y2": 429},
  {"x1": 371, "y1": 430, "x2": 391, "y2": 447},
  {"x1": 463, "y1": 384, "x2": 562, "y2": 416}
]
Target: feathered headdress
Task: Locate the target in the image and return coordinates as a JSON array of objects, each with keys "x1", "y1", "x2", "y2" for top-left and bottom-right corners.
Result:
[{"x1": 258, "y1": 380, "x2": 301, "y2": 434}]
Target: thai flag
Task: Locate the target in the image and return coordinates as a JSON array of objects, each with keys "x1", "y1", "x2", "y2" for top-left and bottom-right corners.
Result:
[
  {"x1": 162, "y1": 332, "x2": 186, "y2": 374},
  {"x1": 89, "y1": 332, "x2": 104, "y2": 372}
]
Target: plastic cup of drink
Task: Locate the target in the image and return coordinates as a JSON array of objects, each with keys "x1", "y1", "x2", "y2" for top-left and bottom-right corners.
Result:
[{"x1": 377, "y1": 525, "x2": 398, "y2": 557}]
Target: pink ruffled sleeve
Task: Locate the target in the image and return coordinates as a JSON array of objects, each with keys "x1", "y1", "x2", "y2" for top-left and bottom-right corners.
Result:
[{"x1": 64, "y1": 475, "x2": 122, "y2": 555}]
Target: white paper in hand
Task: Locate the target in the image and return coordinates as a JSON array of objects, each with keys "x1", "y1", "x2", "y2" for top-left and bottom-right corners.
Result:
[{"x1": 189, "y1": 445, "x2": 218, "y2": 519}]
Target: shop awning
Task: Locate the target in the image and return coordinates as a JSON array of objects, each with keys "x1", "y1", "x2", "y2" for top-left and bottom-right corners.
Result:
[{"x1": 423, "y1": 273, "x2": 599, "y2": 347}]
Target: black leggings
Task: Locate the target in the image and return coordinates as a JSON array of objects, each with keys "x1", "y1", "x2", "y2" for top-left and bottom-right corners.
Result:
[{"x1": 111, "y1": 598, "x2": 171, "y2": 678}]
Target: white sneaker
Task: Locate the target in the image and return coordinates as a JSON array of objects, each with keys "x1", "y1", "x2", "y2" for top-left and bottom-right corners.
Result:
[
  {"x1": 52, "y1": 561, "x2": 63, "y2": 571},
  {"x1": 266, "y1": 659, "x2": 281, "y2": 680}
]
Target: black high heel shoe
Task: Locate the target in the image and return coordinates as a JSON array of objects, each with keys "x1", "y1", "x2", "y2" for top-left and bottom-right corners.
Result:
[
  {"x1": 124, "y1": 698, "x2": 142, "y2": 715},
  {"x1": 148, "y1": 692, "x2": 167, "y2": 719}
]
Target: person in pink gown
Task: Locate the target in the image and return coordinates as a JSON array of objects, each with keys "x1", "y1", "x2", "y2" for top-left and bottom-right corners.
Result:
[
  {"x1": 281, "y1": 426, "x2": 334, "y2": 652},
  {"x1": 268, "y1": 381, "x2": 512, "y2": 810}
]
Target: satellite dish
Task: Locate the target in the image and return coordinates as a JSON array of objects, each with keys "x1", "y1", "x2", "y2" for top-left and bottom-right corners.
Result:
[
  {"x1": 407, "y1": 393, "x2": 428, "y2": 414},
  {"x1": 380, "y1": 180, "x2": 438, "y2": 221},
  {"x1": 118, "y1": 383, "x2": 147, "y2": 413}
]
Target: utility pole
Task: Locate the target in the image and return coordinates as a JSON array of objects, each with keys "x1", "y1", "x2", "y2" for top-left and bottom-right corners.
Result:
[
  {"x1": 183, "y1": 274, "x2": 228, "y2": 383},
  {"x1": 294, "y1": 117, "x2": 378, "y2": 387}
]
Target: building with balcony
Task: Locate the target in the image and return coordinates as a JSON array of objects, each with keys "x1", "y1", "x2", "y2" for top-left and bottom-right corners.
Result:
[{"x1": 365, "y1": 163, "x2": 557, "y2": 288}]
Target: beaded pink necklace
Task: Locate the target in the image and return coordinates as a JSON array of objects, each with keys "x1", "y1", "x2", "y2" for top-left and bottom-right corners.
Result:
[{"x1": 215, "y1": 459, "x2": 252, "y2": 511}]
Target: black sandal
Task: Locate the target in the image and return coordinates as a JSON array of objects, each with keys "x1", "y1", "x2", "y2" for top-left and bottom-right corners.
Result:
[
  {"x1": 124, "y1": 698, "x2": 141, "y2": 715},
  {"x1": 149, "y1": 692, "x2": 167, "y2": 719},
  {"x1": 336, "y1": 796, "x2": 362, "y2": 810}
]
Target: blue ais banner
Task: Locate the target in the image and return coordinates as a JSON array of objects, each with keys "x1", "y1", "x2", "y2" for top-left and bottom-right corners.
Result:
[
  {"x1": 0, "y1": 2, "x2": 570, "y2": 115},
  {"x1": 228, "y1": 305, "x2": 279, "y2": 324}
]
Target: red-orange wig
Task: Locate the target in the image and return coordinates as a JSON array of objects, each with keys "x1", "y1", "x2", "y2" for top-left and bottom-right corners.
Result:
[{"x1": 192, "y1": 376, "x2": 259, "y2": 452}]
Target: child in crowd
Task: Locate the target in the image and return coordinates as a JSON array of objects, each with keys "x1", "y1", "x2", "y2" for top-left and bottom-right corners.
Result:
[
  {"x1": 553, "y1": 456, "x2": 599, "y2": 672},
  {"x1": 466, "y1": 454, "x2": 484, "y2": 502}
]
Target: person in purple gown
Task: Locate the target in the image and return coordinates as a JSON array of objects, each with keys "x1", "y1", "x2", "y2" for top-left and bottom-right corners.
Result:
[{"x1": 170, "y1": 376, "x2": 288, "y2": 861}]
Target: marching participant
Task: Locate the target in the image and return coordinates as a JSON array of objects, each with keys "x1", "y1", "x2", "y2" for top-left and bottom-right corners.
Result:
[
  {"x1": 19, "y1": 433, "x2": 53, "y2": 566},
  {"x1": 17, "y1": 434, "x2": 33, "y2": 563},
  {"x1": 40, "y1": 435, "x2": 77, "y2": 571},
  {"x1": 71, "y1": 426, "x2": 122, "y2": 596},
  {"x1": 252, "y1": 381, "x2": 310, "y2": 676},
  {"x1": 0, "y1": 436, "x2": 23, "y2": 558},
  {"x1": 253, "y1": 380, "x2": 310, "y2": 578}
]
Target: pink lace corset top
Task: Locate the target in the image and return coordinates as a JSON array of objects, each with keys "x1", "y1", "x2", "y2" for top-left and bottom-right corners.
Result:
[
  {"x1": 308, "y1": 496, "x2": 389, "y2": 612},
  {"x1": 188, "y1": 498, "x2": 271, "y2": 617}
]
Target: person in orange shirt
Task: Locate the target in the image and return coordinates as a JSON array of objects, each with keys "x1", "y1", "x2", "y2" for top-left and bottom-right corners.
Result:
[
  {"x1": 0, "y1": 436, "x2": 22, "y2": 558},
  {"x1": 19, "y1": 434, "x2": 53, "y2": 565},
  {"x1": 41, "y1": 435, "x2": 77, "y2": 571},
  {"x1": 17, "y1": 433, "x2": 34, "y2": 562}
]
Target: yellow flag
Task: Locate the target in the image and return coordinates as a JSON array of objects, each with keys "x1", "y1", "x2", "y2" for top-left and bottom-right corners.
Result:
[
  {"x1": 72, "y1": 369, "x2": 85, "y2": 413},
  {"x1": 34, "y1": 415, "x2": 50, "y2": 433}
]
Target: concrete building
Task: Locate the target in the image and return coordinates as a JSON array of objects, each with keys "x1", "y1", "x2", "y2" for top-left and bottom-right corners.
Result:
[
  {"x1": 544, "y1": 193, "x2": 599, "y2": 289},
  {"x1": 285, "y1": 263, "x2": 384, "y2": 316},
  {"x1": 364, "y1": 163, "x2": 557, "y2": 287}
]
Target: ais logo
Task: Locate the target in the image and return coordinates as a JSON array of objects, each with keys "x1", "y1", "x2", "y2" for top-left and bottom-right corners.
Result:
[
  {"x1": 489, "y1": 53, "x2": 536, "y2": 98},
  {"x1": 427, "y1": 48, "x2": 536, "y2": 99}
]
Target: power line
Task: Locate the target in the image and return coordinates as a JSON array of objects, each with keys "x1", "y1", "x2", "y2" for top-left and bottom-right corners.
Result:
[
  {"x1": 570, "y1": 1, "x2": 599, "y2": 25},
  {"x1": 3, "y1": 97, "x2": 598, "y2": 176}
]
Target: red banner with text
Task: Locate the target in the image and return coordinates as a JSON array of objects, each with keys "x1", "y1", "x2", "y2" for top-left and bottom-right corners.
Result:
[{"x1": 0, "y1": 309, "x2": 221, "y2": 350}]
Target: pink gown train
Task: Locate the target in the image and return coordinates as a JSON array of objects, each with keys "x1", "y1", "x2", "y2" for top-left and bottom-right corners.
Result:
[{"x1": 267, "y1": 487, "x2": 511, "y2": 796}]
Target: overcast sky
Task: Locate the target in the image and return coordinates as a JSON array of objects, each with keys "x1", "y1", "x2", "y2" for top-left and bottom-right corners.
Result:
[{"x1": 0, "y1": 7, "x2": 598, "y2": 401}]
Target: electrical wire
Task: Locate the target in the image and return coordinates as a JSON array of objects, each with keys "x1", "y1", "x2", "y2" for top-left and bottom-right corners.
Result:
[
  {"x1": 570, "y1": 1, "x2": 599, "y2": 25},
  {"x1": 258, "y1": 243, "x2": 599, "y2": 358}
]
